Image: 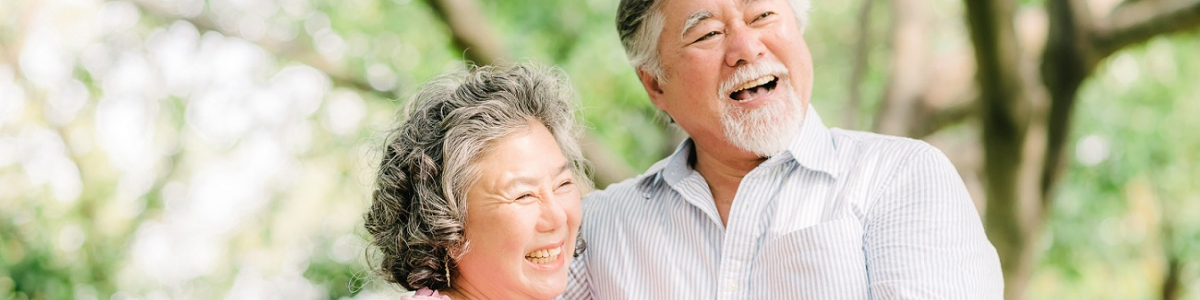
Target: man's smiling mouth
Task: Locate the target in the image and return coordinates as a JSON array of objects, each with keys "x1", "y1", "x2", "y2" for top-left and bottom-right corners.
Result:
[{"x1": 730, "y1": 75, "x2": 779, "y2": 102}]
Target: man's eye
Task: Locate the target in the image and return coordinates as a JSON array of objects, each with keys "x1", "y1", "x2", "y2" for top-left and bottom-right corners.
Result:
[
  {"x1": 515, "y1": 193, "x2": 534, "y2": 201},
  {"x1": 753, "y1": 11, "x2": 775, "y2": 22},
  {"x1": 694, "y1": 31, "x2": 720, "y2": 43}
]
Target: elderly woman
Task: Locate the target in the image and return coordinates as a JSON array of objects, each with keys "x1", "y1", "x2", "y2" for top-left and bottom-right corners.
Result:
[{"x1": 364, "y1": 63, "x2": 591, "y2": 300}]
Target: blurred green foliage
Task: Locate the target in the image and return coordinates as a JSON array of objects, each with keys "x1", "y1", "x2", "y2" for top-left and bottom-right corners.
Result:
[
  {"x1": 1037, "y1": 32, "x2": 1200, "y2": 300},
  {"x1": 0, "y1": 0, "x2": 1197, "y2": 299}
]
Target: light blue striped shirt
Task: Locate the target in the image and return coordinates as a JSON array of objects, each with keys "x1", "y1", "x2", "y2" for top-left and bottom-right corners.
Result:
[{"x1": 562, "y1": 105, "x2": 1003, "y2": 299}]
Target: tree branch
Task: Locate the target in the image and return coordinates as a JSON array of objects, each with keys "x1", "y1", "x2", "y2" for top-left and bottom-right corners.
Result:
[
  {"x1": 910, "y1": 94, "x2": 976, "y2": 138},
  {"x1": 422, "y1": 0, "x2": 506, "y2": 65},
  {"x1": 125, "y1": 0, "x2": 390, "y2": 99},
  {"x1": 135, "y1": 0, "x2": 637, "y2": 187},
  {"x1": 420, "y1": 0, "x2": 637, "y2": 186},
  {"x1": 1094, "y1": 0, "x2": 1200, "y2": 57},
  {"x1": 906, "y1": 48, "x2": 978, "y2": 139}
]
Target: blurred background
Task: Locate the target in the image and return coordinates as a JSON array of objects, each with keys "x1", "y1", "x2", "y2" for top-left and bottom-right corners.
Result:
[{"x1": 0, "y1": 0, "x2": 1197, "y2": 299}]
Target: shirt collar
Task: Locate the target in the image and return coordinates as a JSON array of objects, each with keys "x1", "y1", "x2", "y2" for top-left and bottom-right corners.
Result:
[
  {"x1": 643, "y1": 104, "x2": 839, "y2": 189},
  {"x1": 777, "y1": 104, "x2": 839, "y2": 178}
]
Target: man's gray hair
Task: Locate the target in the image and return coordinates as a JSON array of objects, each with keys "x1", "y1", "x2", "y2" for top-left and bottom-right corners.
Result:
[
  {"x1": 364, "y1": 63, "x2": 591, "y2": 291},
  {"x1": 616, "y1": 0, "x2": 811, "y2": 82}
]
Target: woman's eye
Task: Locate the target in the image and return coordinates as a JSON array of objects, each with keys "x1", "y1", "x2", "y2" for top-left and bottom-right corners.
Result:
[
  {"x1": 694, "y1": 31, "x2": 720, "y2": 43},
  {"x1": 557, "y1": 180, "x2": 574, "y2": 189}
]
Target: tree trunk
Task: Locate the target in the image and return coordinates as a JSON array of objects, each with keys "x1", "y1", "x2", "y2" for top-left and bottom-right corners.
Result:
[
  {"x1": 1162, "y1": 256, "x2": 1183, "y2": 300},
  {"x1": 874, "y1": 0, "x2": 930, "y2": 136},
  {"x1": 842, "y1": 0, "x2": 876, "y2": 130},
  {"x1": 959, "y1": 0, "x2": 1200, "y2": 299},
  {"x1": 1039, "y1": 0, "x2": 1096, "y2": 201},
  {"x1": 963, "y1": 0, "x2": 1039, "y2": 297}
]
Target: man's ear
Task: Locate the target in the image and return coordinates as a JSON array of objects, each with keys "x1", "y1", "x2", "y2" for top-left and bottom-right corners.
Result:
[{"x1": 637, "y1": 69, "x2": 668, "y2": 111}]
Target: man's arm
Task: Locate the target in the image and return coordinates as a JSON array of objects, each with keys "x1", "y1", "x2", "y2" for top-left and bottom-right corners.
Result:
[{"x1": 863, "y1": 142, "x2": 1005, "y2": 299}]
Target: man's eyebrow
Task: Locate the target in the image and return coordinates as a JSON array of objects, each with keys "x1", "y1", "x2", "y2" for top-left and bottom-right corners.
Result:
[{"x1": 680, "y1": 10, "x2": 714, "y2": 41}]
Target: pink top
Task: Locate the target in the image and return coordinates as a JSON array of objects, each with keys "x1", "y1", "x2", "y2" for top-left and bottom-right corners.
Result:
[{"x1": 401, "y1": 288, "x2": 451, "y2": 300}]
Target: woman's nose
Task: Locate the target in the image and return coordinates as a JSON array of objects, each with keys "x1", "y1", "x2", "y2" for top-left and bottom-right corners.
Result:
[{"x1": 535, "y1": 192, "x2": 568, "y2": 232}]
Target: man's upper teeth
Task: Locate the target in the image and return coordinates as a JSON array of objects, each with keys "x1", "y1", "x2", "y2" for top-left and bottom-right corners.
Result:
[{"x1": 735, "y1": 76, "x2": 774, "y2": 92}]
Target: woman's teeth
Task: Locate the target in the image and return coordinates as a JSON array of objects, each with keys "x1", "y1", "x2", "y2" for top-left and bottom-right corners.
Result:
[{"x1": 524, "y1": 246, "x2": 562, "y2": 265}]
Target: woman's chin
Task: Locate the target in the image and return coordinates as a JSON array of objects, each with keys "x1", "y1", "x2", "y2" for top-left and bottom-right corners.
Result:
[
  {"x1": 520, "y1": 261, "x2": 571, "y2": 299},
  {"x1": 522, "y1": 280, "x2": 567, "y2": 300}
]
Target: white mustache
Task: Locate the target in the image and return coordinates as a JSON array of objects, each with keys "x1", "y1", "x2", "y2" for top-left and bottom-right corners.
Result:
[{"x1": 717, "y1": 61, "x2": 790, "y2": 97}]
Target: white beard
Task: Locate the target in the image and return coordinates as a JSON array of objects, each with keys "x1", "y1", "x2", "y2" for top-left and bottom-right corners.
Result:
[{"x1": 720, "y1": 84, "x2": 805, "y2": 157}]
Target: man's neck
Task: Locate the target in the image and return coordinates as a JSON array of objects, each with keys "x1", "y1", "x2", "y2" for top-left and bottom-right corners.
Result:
[{"x1": 691, "y1": 141, "x2": 766, "y2": 226}]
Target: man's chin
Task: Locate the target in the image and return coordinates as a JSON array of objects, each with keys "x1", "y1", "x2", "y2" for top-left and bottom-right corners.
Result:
[
  {"x1": 722, "y1": 95, "x2": 803, "y2": 157},
  {"x1": 725, "y1": 118, "x2": 801, "y2": 157},
  {"x1": 731, "y1": 130, "x2": 796, "y2": 157}
]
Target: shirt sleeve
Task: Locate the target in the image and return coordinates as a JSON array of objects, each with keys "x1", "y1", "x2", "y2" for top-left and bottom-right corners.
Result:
[
  {"x1": 557, "y1": 248, "x2": 594, "y2": 300},
  {"x1": 863, "y1": 141, "x2": 1005, "y2": 299}
]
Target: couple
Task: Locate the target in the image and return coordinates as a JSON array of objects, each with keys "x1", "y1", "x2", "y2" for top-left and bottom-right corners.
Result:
[{"x1": 365, "y1": 0, "x2": 1005, "y2": 299}]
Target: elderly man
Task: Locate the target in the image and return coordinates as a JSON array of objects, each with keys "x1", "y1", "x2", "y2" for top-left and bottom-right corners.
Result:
[{"x1": 562, "y1": 0, "x2": 1004, "y2": 299}]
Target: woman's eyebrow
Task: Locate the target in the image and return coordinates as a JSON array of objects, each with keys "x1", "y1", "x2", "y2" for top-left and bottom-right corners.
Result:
[{"x1": 502, "y1": 162, "x2": 571, "y2": 187}]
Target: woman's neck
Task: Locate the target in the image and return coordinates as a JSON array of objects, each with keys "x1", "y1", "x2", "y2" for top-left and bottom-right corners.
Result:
[
  {"x1": 440, "y1": 281, "x2": 491, "y2": 300},
  {"x1": 439, "y1": 288, "x2": 469, "y2": 300}
]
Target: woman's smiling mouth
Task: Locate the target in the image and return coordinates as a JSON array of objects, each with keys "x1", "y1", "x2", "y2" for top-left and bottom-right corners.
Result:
[{"x1": 524, "y1": 245, "x2": 562, "y2": 265}]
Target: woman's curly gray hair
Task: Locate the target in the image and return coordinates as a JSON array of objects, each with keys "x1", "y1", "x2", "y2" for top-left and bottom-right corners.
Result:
[{"x1": 364, "y1": 62, "x2": 591, "y2": 291}]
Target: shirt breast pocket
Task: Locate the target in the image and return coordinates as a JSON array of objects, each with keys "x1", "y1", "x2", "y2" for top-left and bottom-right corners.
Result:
[{"x1": 753, "y1": 217, "x2": 869, "y2": 299}]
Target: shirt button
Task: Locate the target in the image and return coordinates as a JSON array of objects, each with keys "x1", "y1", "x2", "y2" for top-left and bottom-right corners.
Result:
[{"x1": 726, "y1": 282, "x2": 738, "y2": 291}]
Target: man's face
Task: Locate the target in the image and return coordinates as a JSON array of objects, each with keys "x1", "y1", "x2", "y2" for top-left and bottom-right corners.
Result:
[{"x1": 643, "y1": 0, "x2": 812, "y2": 157}]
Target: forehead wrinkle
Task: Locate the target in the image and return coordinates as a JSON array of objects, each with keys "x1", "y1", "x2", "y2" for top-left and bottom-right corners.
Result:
[
  {"x1": 680, "y1": 10, "x2": 714, "y2": 41},
  {"x1": 494, "y1": 171, "x2": 535, "y2": 195},
  {"x1": 498, "y1": 159, "x2": 570, "y2": 189},
  {"x1": 557, "y1": 161, "x2": 572, "y2": 177}
]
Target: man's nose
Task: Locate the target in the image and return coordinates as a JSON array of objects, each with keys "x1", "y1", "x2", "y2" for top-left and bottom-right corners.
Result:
[
  {"x1": 535, "y1": 191, "x2": 568, "y2": 232},
  {"x1": 724, "y1": 25, "x2": 766, "y2": 67}
]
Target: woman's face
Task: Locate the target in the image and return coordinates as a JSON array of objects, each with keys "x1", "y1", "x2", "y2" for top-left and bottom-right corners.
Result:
[{"x1": 452, "y1": 120, "x2": 583, "y2": 300}]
